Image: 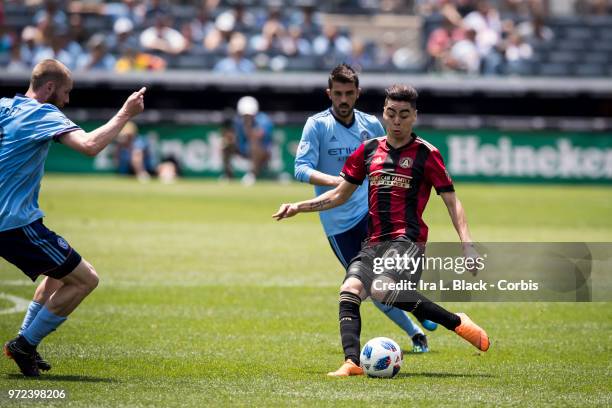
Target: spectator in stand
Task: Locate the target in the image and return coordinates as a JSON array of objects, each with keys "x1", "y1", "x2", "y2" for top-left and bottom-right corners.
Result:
[
  {"x1": 347, "y1": 38, "x2": 376, "y2": 72},
  {"x1": 285, "y1": 25, "x2": 312, "y2": 57},
  {"x1": 188, "y1": 3, "x2": 215, "y2": 44},
  {"x1": 313, "y1": 24, "x2": 351, "y2": 58},
  {"x1": 115, "y1": 46, "x2": 167, "y2": 72},
  {"x1": 76, "y1": 33, "x2": 116, "y2": 71},
  {"x1": 7, "y1": 39, "x2": 29, "y2": 72},
  {"x1": 289, "y1": 1, "x2": 321, "y2": 41},
  {"x1": 33, "y1": 0, "x2": 67, "y2": 30},
  {"x1": 504, "y1": 30, "x2": 533, "y2": 74},
  {"x1": 67, "y1": 13, "x2": 89, "y2": 46},
  {"x1": 517, "y1": 13, "x2": 554, "y2": 44},
  {"x1": 426, "y1": 14, "x2": 465, "y2": 71},
  {"x1": 463, "y1": 0, "x2": 503, "y2": 74},
  {"x1": 375, "y1": 31, "x2": 398, "y2": 69},
  {"x1": 229, "y1": 0, "x2": 257, "y2": 33},
  {"x1": 104, "y1": 0, "x2": 146, "y2": 28},
  {"x1": 140, "y1": 12, "x2": 186, "y2": 55},
  {"x1": 213, "y1": 32, "x2": 256, "y2": 73},
  {"x1": 19, "y1": 26, "x2": 41, "y2": 68},
  {"x1": 32, "y1": 25, "x2": 76, "y2": 70},
  {"x1": 251, "y1": 16, "x2": 286, "y2": 54},
  {"x1": 109, "y1": 17, "x2": 140, "y2": 55},
  {"x1": 204, "y1": 11, "x2": 236, "y2": 53},
  {"x1": 444, "y1": 27, "x2": 481, "y2": 74},
  {"x1": 144, "y1": 0, "x2": 170, "y2": 24}
]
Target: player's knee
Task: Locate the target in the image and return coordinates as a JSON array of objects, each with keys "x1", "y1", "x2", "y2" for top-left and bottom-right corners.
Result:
[
  {"x1": 78, "y1": 261, "x2": 99, "y2": 293},
  {"x1": 340, "y1": 279, "x2": 362, "y2": 296},
  {"x1": 369, "y1": 276, "x2": 394, "y2": 303},
  {"x1": 84, "y1": 267, "x2": 99, "y2": 292}
]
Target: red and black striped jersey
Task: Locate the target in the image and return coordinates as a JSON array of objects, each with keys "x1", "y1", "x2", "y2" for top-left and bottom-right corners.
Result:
[{"x1": 340, "y1": 134, "x2": 454, "y2": 243}]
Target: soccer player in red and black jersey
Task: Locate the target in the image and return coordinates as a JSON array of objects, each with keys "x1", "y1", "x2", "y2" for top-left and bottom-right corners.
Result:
[{"x1": 274, "y1": 84, "x2": 489, "y2": 376}]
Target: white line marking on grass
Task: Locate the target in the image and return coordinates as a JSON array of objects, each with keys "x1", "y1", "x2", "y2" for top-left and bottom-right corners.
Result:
[
  {"x1": 0, "y1": 293, "x2": 30, "y2": 315},
  {"x1": 0, "y1": 279, "x2": 32, "y2": 286}
]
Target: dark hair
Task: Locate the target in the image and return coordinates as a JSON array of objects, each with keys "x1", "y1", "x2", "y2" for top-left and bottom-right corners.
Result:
[
  {"x1": 384, "y1": 84, "x2": 418, "y2": 108},
  {"x1": 328, "y1": 63, "x2": 359, "y2": 89}
]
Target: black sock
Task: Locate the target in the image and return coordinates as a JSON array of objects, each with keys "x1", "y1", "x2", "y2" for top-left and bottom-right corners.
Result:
[
  {"x1": 389, "y1": 291, "x2": 461, "y2": 331},
  {"x1": 339, "y1": 291, "x2": 361, "y2": 365},
  {"x1": 16, "y1": 335, "x2": 36, "y2": 353}
]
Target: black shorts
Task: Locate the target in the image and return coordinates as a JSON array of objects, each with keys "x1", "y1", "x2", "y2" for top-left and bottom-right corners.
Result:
[
  {"x1": 0, "y1": 219, "x2": 82, "y2": 281},
  {"x1": 345, "y1": 239, "x2": 424, "y2": 295}
]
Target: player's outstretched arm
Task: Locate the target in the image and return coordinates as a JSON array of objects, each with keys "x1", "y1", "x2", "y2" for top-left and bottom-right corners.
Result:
[
  {"x1": 58, "y1": 87, "x2": 146, "y2": 156},
  {"x1": 272, "y1": 179, "x2": 358, "y2": 221}
]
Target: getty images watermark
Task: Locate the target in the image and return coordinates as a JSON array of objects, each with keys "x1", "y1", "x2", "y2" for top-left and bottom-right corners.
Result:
[{"x1": 365, "y1": 242, "x2": 611, "y2": 302}]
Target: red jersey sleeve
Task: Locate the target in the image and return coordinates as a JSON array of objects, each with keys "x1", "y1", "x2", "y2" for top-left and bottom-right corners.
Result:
[
  {"x1": 340, "y1": 143, "x2": 367, "y2": 185},
  {"x1": 425, "y1": 149, "x2": 455, "y2": 194}
]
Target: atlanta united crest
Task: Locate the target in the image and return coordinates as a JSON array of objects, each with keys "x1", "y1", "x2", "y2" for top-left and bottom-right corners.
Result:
[{"x1": 400, "y1": 157, "x2": 413, "y2": 168}]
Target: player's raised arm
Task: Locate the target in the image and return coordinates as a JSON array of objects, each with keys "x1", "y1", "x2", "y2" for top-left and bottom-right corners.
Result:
[
  {"x1": 58, "y1": 87, "x2": 147, "y2": 156},
  {"x1": 272, "y1": 179, "x2": 358, "y2": 220}
]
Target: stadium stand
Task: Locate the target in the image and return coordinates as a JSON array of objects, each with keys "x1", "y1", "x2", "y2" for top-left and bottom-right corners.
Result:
[{"x1": 0, "y1": 0, "x2": 611, "y2": 76}]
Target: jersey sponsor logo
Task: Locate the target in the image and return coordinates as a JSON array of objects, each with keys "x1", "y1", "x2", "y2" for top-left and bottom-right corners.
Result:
[
  {"x1": 297, "y1": 141, "x2": 310, "y2": 155},
  {"x1": 370, "y1": 170, "x2": 412, "y2": 189},
  {"x1": 328, "y1": 147, "x2": 357, "y2": 156},
  {"x1": 57, "y1": 237, "x2": 69, "y2": 250},
  {"x1": 399, "y1": 157, "x2": 413, "y2": 169}
]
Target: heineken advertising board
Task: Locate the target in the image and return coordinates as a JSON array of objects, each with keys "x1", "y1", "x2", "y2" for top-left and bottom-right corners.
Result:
[{"x1": 45, "y1": 123, "x2": 612, "y2": 183}]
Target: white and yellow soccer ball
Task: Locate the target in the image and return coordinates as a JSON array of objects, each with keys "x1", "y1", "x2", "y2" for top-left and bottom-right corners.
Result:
[{"x1": 360, "y1": 337, "x2": 403, "y2": 378}]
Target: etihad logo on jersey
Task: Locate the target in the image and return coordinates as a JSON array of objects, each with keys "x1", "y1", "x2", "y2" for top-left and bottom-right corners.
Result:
[
  {"x1": 370, "y1": 170, "x2": 412, "y2": 189},
  {"x1": 328, "y1": 147, "x2": 358, "y2": 156}
]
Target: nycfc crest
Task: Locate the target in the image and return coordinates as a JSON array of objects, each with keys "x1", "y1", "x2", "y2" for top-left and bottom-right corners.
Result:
[
  {"x1": 57, "y1": 238, "x2": 69, "y2": 250},
  {"x1": 400, "y1": 157, "x2": 413, "y2": 169}
]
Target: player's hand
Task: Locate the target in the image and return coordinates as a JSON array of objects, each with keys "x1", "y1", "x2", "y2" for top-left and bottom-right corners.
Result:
[
  {"x1": 272, "y1": 203, "x2": 299, "y2": 220},
  {"x1": 462, "y1": 243, "x2": 481, "y2": 276},
  {"x1": 120, "y1": 87, "x2": 146, "y2": 118}
]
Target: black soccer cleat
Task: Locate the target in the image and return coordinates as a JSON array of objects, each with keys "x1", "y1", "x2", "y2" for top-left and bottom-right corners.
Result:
[
  {"x1": 35, "y1": 351, "x2": 52, "y2": 371},
  {"x1": 411, "y1": 333, "x2": 430, "y2": 353},
  {"x1": 3, "y1": 336, "x2": 40, "y2": 377}
]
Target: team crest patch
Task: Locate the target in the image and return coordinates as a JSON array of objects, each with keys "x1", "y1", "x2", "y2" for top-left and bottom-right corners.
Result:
[
  {"x1": 57, "y1": 238, "x2": 69, "y2": 250},
  {"x1": 400, "y1": 157, "x2": 413, "y2": 168},
  {"x1": 297, "y1": 141, "x2": 310, "y2": 155},
  {"x1": 360, "y1": 130, "x2": 370, "y2": 141}
]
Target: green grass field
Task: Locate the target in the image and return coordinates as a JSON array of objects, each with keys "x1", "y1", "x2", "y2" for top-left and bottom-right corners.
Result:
[{"x1": 1, "y1": 176, "x2": 611, "y2": 407}]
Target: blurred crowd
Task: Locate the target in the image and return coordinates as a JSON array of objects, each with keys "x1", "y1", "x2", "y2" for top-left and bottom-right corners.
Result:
[{"x1": 0, "y1": 0, "x2": 611, "y2": 75}]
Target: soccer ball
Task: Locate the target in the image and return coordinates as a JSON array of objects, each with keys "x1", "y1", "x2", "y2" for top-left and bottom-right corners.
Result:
[{"x1": 360, "y1": 337, "x2": 403, "y2": 378}]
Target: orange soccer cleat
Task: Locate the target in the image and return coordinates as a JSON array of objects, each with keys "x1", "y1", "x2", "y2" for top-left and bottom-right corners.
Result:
[
  {"x1": 327, "y1": 359, "x2": 364, "y2": 377},
  {"x1": 454, "y1": 313, "x2": 490, "y2": 352}
]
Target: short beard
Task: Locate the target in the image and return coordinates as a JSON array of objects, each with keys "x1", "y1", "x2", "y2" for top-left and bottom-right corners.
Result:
[
  {"x1": 334, "y1": 104, "x2": 353, "y2": 118},
  {"x1": 47, "y1": 90, "x2": 63, "y2": 108}
]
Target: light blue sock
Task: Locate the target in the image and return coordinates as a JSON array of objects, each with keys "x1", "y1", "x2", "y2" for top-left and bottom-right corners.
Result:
[
  {"x1": 372, "y1": 300, "x2": 423, "y2": 338},
  {"x1": 22, "y1": 306, "x2": 67, "y2": 346},
  {"x1": 18, "y1": 301, "x2": 43, "y2": 336}
]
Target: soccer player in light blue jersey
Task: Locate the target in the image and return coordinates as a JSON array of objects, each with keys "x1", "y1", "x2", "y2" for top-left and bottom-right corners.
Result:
[
  {"x1": 0, "y1": 59, "x2": 146, "y2": 377},
  {"x1": 294, "y1": 64, "x2": 436, "y2": 353}
]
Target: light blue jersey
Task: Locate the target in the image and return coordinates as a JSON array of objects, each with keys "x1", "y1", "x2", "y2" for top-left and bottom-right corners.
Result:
[
  {"x1": 294, "y1": 108, "x2": 385, "y2": 236},
  {"x1": 0, "y1": 95, "x2": 80, "y2": 231}
]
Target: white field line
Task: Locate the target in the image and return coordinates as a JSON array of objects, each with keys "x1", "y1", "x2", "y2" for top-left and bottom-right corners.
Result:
[{"x1": 0, "y1": 292, "x2": 30, "y2": 315}]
